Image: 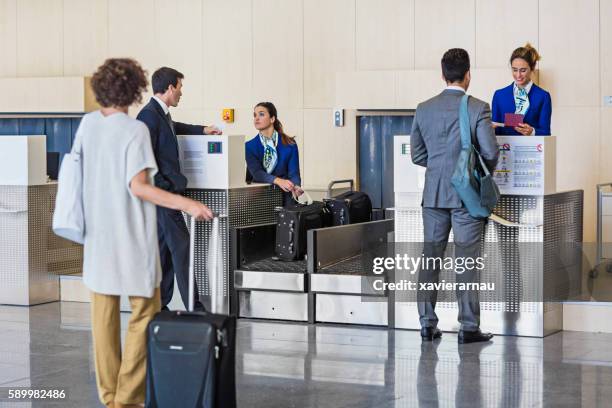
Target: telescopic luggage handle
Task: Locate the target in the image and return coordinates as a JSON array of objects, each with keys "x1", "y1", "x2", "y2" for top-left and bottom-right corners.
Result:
[
  {"x1": 326, "y1": 179, "x2": 354, "y2": 198},
  {"x1": 188, "y1": 214, "x2": 227, "y2": 313}
]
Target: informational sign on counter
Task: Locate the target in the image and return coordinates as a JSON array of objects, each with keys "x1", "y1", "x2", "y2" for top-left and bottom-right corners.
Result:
[
  {"x1": 493, "y1": 136, "x2": 556, "y2": 196},
  {"x1": 393, "y1": 135, "x2": 556, "y2": 198},
  {"x1": 178, "y1": 136, "x2": 207, "y2": 187},
  {"x1": 177, "y1": 134, "x2": 247, "y2": 190}
]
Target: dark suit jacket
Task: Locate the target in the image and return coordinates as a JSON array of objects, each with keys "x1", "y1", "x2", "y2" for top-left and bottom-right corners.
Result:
[
  {"x1": 136, "y1": 98, "x2": 204, "y2": 193},
  {"x1": 245, "y1": 134, "x2": 301, "y2": 186},
  {"x1": 492, "y1": 83, "x2": 552, "y2": 136},
  {"x1": 410, "y1": 89, "x2": 499, "y2": 208}
]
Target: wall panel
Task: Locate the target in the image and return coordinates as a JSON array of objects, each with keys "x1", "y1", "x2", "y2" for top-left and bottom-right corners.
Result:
[
  {"x1": 252, "y1": 0, "x2": 303, "y2": 109},
  {"x1": 539, "y1": 0, "x2": 599, "y2": 107},
  {"x1": 16, "y1": 0, "x2": 63, "y2": 76},
  {"x1": 0, "y1": 0, "x2": 17, "y2": 77},
  {"x1": 202, "y1": 0, "x2": 253, "y2": 109},
  {"x1": 414, "y1": 0, "x2": 475, "y2": 69},
  {"x1": 303, "y1": 109, "x2": 356, "y2": 188},
  {"x1": 469, "y1": 68, "x2": 512, "y2": 105},
  {"x1": 396, "y1": 70, "x2": 443, "y2": 108},
  {"x1": 335, "y1": 71, "x2": 396, "y2": 109},
  {"x1": 474, "y1": 0, "x2": 538, "y2": 68},
  {"x1": 355, "y1": 0, "x2": 414, "y2": 70},
  {"x1": 304, "y1": 0, "x2": 355, "y2": 108},
  {"x1": 601, "y1": 0, "x2": 612, "y2": 101},
  {"x1": 63, "y1": 0, "x2": 108, "y2": 76},
  {"x1": 553, "y1": 107, "x2": 600, "y2": 242},
  {"x1": 108, "y1": 0, "x2": 156, "y2": 74},
  {"x1": 154, "y1": 0, "x2": 203, "y2": 110}
]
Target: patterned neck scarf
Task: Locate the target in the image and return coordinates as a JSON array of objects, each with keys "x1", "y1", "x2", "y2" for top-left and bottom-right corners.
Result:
[
  {"x1": 513, "y1": 83, "x2": 530, "y2": 115},
  {"x1": 259, "y1": 131, "x2": 278, "y2": 174}
]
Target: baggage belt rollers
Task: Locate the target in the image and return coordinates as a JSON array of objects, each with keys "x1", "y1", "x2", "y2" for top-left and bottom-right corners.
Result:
[{"x1": 233, "y1": 219, "x2": 394, "y2": 325}]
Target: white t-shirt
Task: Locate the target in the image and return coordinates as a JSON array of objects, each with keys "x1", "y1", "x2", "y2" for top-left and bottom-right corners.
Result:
[{"x1": 79, "y1": 111, "x2": 161, "y2": 297}]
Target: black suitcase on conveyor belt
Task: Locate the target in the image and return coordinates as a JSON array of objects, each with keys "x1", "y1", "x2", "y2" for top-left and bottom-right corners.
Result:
[
  {"x1": 275, "y1": 201, "x2": 331, "y2": 261},
  {"x1": 146, "y1": 217, "x2": 236, "y2": 408},
  {"x1": 325, "y1": 179, "x2": 372, "y2": 226}
]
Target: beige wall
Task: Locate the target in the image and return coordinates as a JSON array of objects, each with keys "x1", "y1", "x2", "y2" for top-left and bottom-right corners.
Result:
[{"x1": 0, "y1": 0, "x2": 610, "y2": 240}]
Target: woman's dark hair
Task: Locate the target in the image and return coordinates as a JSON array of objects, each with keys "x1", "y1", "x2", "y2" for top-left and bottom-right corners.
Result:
[
  {"x1": 90, "y1": 58, "x2": 148, "y2": 108},
  {"x1": 152, "y1": 67, "x2": 184, "y2": 94},
  {"x1": 510, "y1": 43, "x2": 541, "y2": 70},
  {"x1": 441, "y1": 48, "x2": 470, "y2": 83},
  {"x1": 255, "y1": 102, "x2": 296, "y2": 145}
]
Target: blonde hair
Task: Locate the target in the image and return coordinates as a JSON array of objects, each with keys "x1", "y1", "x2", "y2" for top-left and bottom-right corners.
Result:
[{"x1": 510, "y1": 43, "x2": 541, "y2": 70}]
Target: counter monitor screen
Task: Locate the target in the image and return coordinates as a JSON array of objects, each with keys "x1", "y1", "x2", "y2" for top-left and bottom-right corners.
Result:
[{"x1": 207, "y1": 141, "x2": 222, "y2": 154}]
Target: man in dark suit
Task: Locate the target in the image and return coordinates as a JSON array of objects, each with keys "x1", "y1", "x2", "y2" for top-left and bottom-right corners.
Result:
[
  {"x1": 410, "y1": 49, "x2": 499, "y2": 344},
  {"x1": 137, "y1": 67, "x2": 221, "y2": 311}
]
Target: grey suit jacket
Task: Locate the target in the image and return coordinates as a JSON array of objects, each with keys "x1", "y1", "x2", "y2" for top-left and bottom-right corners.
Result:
[{"x1": 410, "y1": 89, "x2": 499, "y2": 208}]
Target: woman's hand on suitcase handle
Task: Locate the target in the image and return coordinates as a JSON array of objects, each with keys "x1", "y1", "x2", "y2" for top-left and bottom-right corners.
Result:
[
  {"x1": 274, "y1": 177, "x2": 294, "y2": 192},
  {"x1": 186, "y1": 200, "x2": 214, "y2": 221}
]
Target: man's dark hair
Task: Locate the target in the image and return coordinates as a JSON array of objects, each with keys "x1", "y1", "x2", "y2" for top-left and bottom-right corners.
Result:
[
  {"x1": 441, "y1": 48, "x2": 470, "y2": 83},
  {"x1": 152, "y1": 67, "x2": 184, "y2": 94}
]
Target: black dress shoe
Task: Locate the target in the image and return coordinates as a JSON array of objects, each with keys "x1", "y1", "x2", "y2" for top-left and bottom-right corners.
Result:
[
  {"x1": 458, "y1": 330, "x2": 493, "y2": 344},
  {"x1": 420, "y1": 327, "x2": 442, "y2": 341}
]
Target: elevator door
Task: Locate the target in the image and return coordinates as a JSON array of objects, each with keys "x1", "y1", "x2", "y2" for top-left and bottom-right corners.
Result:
[{"x1": 359, "y1": 115, "x2": 414, "y2": 209}]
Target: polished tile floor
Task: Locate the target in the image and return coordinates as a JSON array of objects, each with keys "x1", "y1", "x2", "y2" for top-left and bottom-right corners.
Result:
[{"x1": 1, "y1": 302, "x2": 612, "y2": 407}]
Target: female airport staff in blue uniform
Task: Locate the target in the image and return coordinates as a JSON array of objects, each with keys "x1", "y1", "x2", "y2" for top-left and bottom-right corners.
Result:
[
  {"x1": 245, "y1": 102, "x2": 303, "y2": 205},
  {"x1": 492, "y1": 43, "x2": 552, "y2": 136}
]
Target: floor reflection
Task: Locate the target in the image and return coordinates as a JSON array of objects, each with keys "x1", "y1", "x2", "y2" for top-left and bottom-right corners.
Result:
[{"x1": 1, "y1": 303, "x2": 612, "y2": 407}]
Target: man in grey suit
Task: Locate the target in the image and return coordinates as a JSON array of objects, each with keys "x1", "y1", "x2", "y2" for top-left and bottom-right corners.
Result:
[{"x1": 410, "y1": 48, "x2": 499, "y2": 344}]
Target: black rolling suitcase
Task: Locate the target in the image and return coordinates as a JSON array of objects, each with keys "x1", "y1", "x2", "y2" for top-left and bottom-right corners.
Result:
[
  {"x1": 146, "y1": 217, "x2": 236, "y2": 408},
  {"x1": 275, "y1": 200, "x2": 330, "y2": 261},
  {"x1": 325, "y1": 179, "x2": 372, "y2": 226}
]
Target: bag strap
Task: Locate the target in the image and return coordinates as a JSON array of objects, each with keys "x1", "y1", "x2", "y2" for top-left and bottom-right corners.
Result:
[
  {"x1": 291, "y1": 190, "x2": 313, "y2": 205},
  {"x1": 460, "y1": 94, "x2": 491, "y2": 176},
  {"x1": 459, "y1": 94, "x2": 471, "y2": 150}
]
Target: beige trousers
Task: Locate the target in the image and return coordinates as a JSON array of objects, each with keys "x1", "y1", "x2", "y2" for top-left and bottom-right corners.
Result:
[{"x1": 91, "y1": 288, "x2": 160, "y2": 407}]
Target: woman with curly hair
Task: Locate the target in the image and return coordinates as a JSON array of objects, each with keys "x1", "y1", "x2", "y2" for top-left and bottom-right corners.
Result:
[{"x1": 82, "y1": 58, "x2": 212, "y2": 408}]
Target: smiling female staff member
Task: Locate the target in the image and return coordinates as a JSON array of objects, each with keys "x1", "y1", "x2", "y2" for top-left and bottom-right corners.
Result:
[
  {"x1": 492, "y1": 43, "x2": 552, "y2": 136},
  {"x1": 245, "y1": 102, "x2": 303, "y2": 205}
]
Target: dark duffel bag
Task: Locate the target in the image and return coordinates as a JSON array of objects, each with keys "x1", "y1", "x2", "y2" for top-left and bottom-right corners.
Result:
[
  {"x1": 275, "y1": 201, "x2": 330, "y2": 261},
  {"x1": 326, "y1": 190, "x2": 372, "y2": 226},
  {"x1": 146, "y1": 217, "x2": 236, "y2": 408}
]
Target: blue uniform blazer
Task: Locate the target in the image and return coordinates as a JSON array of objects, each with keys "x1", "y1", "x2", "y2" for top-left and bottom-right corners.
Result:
[
  {"x1": 492, "y1": 83, "x2": 552, "y2": 136},
  {"x1": 245, "y1": 135, "x2": 301, "y2": 186}
]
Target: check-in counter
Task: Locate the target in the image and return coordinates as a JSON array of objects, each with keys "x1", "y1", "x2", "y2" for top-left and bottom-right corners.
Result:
[
  {"x1": 0, "y1": 135, "x2": 82, "y2": 305},
  {"x1": 392, "y1": 135, "x2": 583, "y2": 337},
  {"x1": 177, "y1": 134, "x2": 282, "y2": 314}
]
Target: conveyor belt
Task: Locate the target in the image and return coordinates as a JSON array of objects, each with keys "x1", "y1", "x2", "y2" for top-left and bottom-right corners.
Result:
[
  {"x1": 240, "y1": 254, "x2": 369, "y2": 275},
  {"x1": 318, "y1": 255, "x2": 366, "y2": 276},
  {"x1": 240, "y1": 257, "x2": 308, "y2": 273}
]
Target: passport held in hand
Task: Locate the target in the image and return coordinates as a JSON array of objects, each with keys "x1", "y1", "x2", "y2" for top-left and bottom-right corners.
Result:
[{"x1": 504, "y1": 113, "x2": 524, "y2": 127}]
